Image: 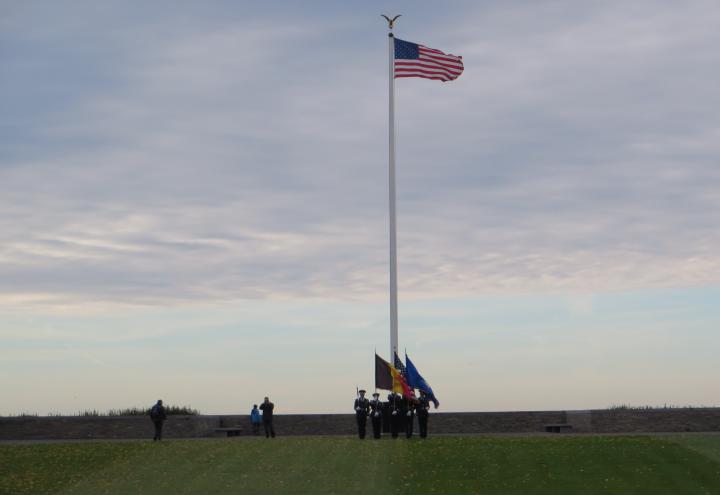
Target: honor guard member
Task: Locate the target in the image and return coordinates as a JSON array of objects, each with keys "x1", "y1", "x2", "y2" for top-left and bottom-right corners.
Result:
[
  {"x1": 405, "y1": 396, "x2": 416, "y2": 439},
  {"x1": 417, "y1": 391, "x2": 431, "y2": 438},
  {"x1": 388, "y1": 392, "x2": 402, "y2": 439},
  {"x1": 369, "y1": 392, "x2": 383, "y2": 439},
  {"x1": 354, "y1": 389, "x2": 370, "y2": 439}
]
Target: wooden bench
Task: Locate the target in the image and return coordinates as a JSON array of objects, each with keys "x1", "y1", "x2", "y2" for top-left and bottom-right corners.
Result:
[
  {"x1": 214, "y1": 427, "x2": 243, "y2": 437},
  {"x1": 544, "y1": 424, "x2": 573, "y2": 433}
]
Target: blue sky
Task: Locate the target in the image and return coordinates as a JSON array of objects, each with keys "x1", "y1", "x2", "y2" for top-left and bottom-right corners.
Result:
[{"x1": 1, "y1": 0, "x2": 719, "y2": 414}]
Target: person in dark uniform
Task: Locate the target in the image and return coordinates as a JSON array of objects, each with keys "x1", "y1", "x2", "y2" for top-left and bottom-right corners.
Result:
[
  {"x1": 149, "y1": 399, "x2": 167, "y2": 441},
  {"x1": 259, "y1": 396, "x2": 276, "y2": 438},
  {"x1": 417, "y1": 391, "x2": 431, "y2": 438},
  {"x1": 388, "y1": 392, "x2": 402, "y2": 439},
  {"x1": 405, "y1": 396, "x2": 416, "y2": 439},
  {"x1": 354, "y1": 389, "x2": 370, "y2": 439},
  {"x1": 369, "y1": 392, "x2": 383, "y2": 439}
]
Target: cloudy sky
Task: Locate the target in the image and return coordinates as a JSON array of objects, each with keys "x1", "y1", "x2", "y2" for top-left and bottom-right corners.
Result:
[{"x1": 1, "y1": 0, "x2": 718, "y2": 415}]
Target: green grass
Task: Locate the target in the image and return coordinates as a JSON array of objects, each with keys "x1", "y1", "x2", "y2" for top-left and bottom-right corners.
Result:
[{"x1": 1, "y1": 435, "x2": 719, "y2": 494}]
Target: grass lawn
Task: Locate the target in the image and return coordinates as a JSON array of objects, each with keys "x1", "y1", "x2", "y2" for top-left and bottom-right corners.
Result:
[{"x1": 1, "y1": 435, "x2": 719, "y2": 494}]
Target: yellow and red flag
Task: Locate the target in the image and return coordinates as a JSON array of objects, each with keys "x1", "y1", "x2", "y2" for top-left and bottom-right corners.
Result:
[{"x1": 375, "y1": 353, "x2": 414, "y2": 399}]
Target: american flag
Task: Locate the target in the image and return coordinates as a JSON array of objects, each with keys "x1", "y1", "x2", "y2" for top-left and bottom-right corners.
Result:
[
  {"x1": 394, "y1": 352, "x2": 407, "y2": 375},
  {"x1": 394, "y1": 38, "x2": 464, "y2": 82}
]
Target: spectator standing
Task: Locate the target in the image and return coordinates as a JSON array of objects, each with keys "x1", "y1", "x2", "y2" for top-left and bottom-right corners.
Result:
[
  {"x1": 259, "y1": 397, "x2": 276, "y2": 438},
  {"x1": 149, "y1": 399, "x2": 167, "y2": 441},
  {"x1": 250, "y1": 404, "x2": 261, "y2": 435}
]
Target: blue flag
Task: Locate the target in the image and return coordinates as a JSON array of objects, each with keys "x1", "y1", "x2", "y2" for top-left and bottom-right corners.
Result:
[{"x1": 405, "y1": 353, "x2": 440, "y2": 408}]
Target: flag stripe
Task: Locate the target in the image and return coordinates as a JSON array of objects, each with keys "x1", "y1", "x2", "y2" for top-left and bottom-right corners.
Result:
[
  {"x1": 396, "y1": 71, "x2": 456, "y2": 80},
  {"x1": 420, "y1": 50, "x2": 463, "y2": 63},
  {"x1": 420, "y1": 55, "x2": 463, "y2": 69},
  {"x1": 395, "y1": 74, "x2": 449, "y2": 81},
  {"x1": 375, "y1": 354, "x2": 394, "y2": 391},
  {"x1": 396, "y1": 66, "x2": 462, "y2": 77},
  {"x1": 395, "y1": 64, "x2": 460, "y2": 79},
  {"x1": 395, "y1": 59, "x2": 462, "y2": 71},
  {"x1": 395, "y1": 71, "x2": 458, "y2": 80}
]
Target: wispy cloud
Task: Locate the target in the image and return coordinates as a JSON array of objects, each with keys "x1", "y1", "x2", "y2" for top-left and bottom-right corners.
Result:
[{"x1": 1, "y1": 2, "x2": 719, "y2": 311}]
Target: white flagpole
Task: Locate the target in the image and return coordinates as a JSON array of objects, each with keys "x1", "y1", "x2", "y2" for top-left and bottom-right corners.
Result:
[{"x1": 388, "y1": 29, "x2": 399, "y2": 361}]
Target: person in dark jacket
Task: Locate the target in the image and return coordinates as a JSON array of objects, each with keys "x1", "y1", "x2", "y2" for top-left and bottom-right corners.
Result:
[
  {"x1": 259, "y1": 397, "x2": 276, "y2": 438},
  {"x1": 369, "y1": 392, "x2": 383, "y2": 439},
  {"x1": 354, "y1": 389, "x2": 370, "y2": 439},
  {"x1": 149, "y1": 399, "x2": 167, "y2": 441},
  {"x1": 416, "y1": 391, "x2": 431, "y2": 438}
]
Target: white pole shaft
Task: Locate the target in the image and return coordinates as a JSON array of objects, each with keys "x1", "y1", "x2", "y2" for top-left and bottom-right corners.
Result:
[{"x1": 388, "y1": 33, "x2": 398, "y2": 361}]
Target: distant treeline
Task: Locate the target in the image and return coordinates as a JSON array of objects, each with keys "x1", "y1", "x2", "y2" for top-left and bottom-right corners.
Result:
[
  {"x1": 607, "y1": 404, "x2": 710, "y2": 411},
  {"x1": 14, "y1": 405, "x2": 200, "y2": 417}
]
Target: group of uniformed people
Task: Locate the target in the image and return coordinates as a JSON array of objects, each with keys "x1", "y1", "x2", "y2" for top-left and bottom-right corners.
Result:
[{"x1": 354, "y1": 389, "x2": 432, "y2": 439}]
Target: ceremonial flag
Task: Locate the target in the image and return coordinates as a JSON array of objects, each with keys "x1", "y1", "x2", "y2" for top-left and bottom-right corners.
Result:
[
  {"x1": 375, "y1": 353, "x2": 393, "y2": 391},
  {"x1": 394, "y1": 38, "x2": 464, "y2": 82},
  {"x1": 375, "y1": 353, "x2": 414, "y2": 399},
  {"x1": 405, "y1": 353, "x2": 440, "y2": 408},
  {"x1": 394, "y1": 352, "x2": 408, "y2": 376},
  {"x1": 394, "y1": 352, "x2": 417, "y2": 399}
]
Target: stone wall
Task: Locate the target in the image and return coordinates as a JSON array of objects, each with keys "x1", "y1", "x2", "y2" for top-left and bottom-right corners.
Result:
[
  {"x1": 0, "y1": 415, "x2": 219, "y2": 441},
  {"x1": 1, "y1": 408, "x2": 719, "y2": 441},
  {"x1": 590, "y1": 408, "x2": 720, "y2": 433}
]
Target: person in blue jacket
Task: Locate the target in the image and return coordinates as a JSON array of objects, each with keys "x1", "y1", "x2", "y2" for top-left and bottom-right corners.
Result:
[{"x1": 250, "y1": 404, "x2": 261, "y2": 435}]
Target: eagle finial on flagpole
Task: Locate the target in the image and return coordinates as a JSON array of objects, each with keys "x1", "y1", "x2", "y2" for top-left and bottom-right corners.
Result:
[{"x1": 381, "y1": 14, "x2": 401, "y2": 30}]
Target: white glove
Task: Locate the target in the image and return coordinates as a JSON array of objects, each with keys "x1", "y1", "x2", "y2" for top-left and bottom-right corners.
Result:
[
  {"x1": 407, "y1": 411, "x2": 412, "y2": 417},
  {"x1": 392, "y1": 410, "x2": 397, "y2": 416},
  {"x1": 355, "y1": 407, "x2": 360, "y2": 411}
]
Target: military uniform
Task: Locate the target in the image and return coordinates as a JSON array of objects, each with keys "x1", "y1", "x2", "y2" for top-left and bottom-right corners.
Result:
[
  {"x1": 369, "y1": 393, "x2": 383, "y2": 439},
  {"x1": 354, "y1": 390, "x2": 370, "y2": 439},
  {"x1": 404, "y1": 397, "x2": 416, "y2": 439},
  {"x1": 388, "y1": 393, "x2": 402, "y2": 439},
  {"x1": 416, "y1": 393, "x2": 430, "y2": 438}
]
